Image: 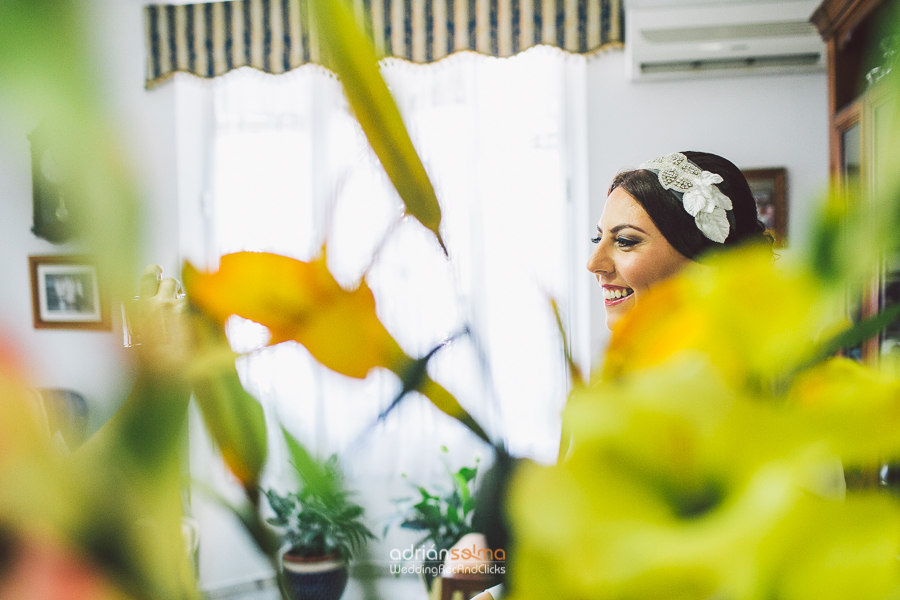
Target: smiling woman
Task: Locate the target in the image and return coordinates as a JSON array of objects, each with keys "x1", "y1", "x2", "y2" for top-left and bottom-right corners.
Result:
[{"x1": 587, "y1": 151, "x2": 773, "y2": 329}]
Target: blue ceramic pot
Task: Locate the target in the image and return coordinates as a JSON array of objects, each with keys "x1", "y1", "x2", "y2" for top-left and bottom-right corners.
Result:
[{"x1": 282, "y1": 553, "x2": 348, "y2": 600}]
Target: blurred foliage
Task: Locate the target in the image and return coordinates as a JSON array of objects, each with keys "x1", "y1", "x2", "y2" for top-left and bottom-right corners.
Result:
[
  {"x1": 187, "y1": 310, "x2": 268, "y2": 491},
  {"x1": 0, "y1": 346, "x2": 198, "y2": 599},
  {"x1": 5, "y1": 0, "x2": 900, "y2": 599}
]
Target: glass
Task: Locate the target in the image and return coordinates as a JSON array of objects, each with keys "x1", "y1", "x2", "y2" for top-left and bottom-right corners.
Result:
[
  {"x1": 121, "y1": 296, "x2": 141, "y2": 348},
  {"x1": 841, "y1": 122, "x2": 864, "y2": 362}
]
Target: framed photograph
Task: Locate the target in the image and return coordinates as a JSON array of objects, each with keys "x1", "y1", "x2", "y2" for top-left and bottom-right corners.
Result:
[
  {"x1": 742, "y1": 167, "x2": 788, "y2": 246},
  {"x1": 29, "y1": 255, "x2": 111, "y2": 330}
]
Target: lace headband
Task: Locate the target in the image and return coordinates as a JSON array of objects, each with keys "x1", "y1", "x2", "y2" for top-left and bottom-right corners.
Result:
[{"x1": 638, "y1": 153, "x2": 733, "y2": 243}]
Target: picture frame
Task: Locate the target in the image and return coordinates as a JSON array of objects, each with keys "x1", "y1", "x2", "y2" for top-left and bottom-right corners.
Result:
[
  {"x1": 742, "y1": 167, "x2": 788, "y2": 247},
  {"x1": 29, "y1": 255, "x2": 111, "y2": 330}
]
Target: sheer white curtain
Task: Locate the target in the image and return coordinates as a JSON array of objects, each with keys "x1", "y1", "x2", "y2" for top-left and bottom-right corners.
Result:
[{"x1": 199, "y1": 47, "x2": 588, "y2": 576}]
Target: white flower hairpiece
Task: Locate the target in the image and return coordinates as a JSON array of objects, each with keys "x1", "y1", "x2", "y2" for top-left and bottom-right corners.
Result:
[{"x1": 638, "y1": 152, "x2": 733, "y2": 243}]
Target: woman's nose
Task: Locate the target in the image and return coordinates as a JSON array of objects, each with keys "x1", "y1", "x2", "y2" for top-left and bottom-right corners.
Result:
[{"x1": 586, "y1": 243, "x2": 613, "y2": 276}]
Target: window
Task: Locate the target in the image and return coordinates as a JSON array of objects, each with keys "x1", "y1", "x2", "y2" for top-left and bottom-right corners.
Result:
[{"x1": 187, "y1": 46, "x2": 589, "y2": 587}]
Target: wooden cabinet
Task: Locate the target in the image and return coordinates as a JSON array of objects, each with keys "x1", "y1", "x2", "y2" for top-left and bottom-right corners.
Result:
[{"x1": 813, "y1": 0, "x2": 900, "y2": 364}]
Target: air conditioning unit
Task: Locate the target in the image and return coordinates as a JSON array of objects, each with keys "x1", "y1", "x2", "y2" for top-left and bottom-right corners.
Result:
[{"x1": 625, "y1": 0, "x2": 826, "y2": 81}]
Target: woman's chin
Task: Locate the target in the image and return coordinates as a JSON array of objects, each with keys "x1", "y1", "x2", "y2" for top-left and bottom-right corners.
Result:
[
  {"x1": 604, "y1": 298, "x2": 634, "y2": 330},
  {"x1": 605, "y1": 314, "x2": 622, "y2": 330}
]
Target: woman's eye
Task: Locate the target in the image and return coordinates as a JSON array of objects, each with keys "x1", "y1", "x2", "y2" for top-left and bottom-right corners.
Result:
[
  {"x1": 616, "y1": 237, "x2": 638, "y2": 248},
  {"x1": 590, "y1": 236, "x2": 601, "y2": 244}
]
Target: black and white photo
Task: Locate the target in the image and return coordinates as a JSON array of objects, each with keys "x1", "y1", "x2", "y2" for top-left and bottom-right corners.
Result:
[{"x1": 29, "y1": 255, "x2": 110, "y2": 330}]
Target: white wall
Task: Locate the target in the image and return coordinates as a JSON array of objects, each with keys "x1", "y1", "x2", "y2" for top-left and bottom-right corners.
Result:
[
  {"x1": 0, "y1": 0, "x2": 181, "y2": 431},
  {"x1": 583, "y1": 50, "x2": 829, "y2": 363},
  {"x1": 88, "y1": 0, "x2": 184, "y2": 278},
  {"x1": 0, "y1": 115, "x2": 129, "y2": 431}
]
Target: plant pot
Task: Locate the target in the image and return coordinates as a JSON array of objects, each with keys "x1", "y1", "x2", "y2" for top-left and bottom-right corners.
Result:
[{"x1": 281, "y1": 552, "x2": 349, "y2": 600}]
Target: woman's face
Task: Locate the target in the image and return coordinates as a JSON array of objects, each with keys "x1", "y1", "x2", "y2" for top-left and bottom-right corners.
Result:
[{"x1": 587, "y1": 186, "x2": 692, "y2": 329}]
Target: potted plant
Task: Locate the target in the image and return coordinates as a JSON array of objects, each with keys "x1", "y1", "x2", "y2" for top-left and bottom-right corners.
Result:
[
  {"x1": 391, "y1": 451, "x2": 481, "y2": 593},
  {"x1": 265, "y1": 455, "x2": 376, "y2": 600}
]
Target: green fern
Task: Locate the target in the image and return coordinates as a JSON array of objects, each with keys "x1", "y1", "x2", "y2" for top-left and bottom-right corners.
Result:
[{"x1": 265, "y1": 455, "x2": 376, "y2": 560}]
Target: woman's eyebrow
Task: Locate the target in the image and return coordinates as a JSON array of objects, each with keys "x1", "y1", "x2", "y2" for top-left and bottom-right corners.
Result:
[{"x1": 610, "y1": 224, "x2": 647, "y2": 235}]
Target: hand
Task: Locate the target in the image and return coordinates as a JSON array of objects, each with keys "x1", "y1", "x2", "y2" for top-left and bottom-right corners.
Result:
[{"x1": 136, "y1": 264, "x2": 190, "y2": 376}]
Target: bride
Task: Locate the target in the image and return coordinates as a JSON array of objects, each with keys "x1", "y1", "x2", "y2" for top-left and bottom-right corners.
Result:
[{"x1": 472, "y1": 150, "x2": 772, "y2": 600}]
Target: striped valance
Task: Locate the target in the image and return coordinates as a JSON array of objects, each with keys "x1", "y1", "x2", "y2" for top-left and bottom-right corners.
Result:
[{"x1": 144, "y1": 0, "x2": 623, "y2": 87}]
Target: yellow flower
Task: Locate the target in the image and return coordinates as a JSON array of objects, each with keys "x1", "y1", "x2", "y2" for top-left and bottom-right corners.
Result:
[
  {"x1": 511, "y1": 245, "x2": 900, "y2": 600},
  {"x1": 184, "y1": 251, "x2": 409, "y2": 379},
  {"x1": 787, "y1": 357, "x2": 900, "y2": 465},
  {"x1": 604, "y1": 246, "x2": 839, "y2": 389},
  {"x1": 510, "y1": 357, "x2": 900, "y2": 600},
  {"x1": 184, "y1": 251, "x2": 489, "y2": 442}
]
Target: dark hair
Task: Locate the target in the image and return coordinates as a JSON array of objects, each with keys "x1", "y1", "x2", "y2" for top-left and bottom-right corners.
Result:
[{"x1": 608, "y1": 151, "x2": 773, "y2": 260}]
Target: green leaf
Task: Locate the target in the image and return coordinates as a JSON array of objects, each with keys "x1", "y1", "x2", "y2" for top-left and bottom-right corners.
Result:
[
  {"x1": 819, "y1": 302, "x2": 900, "y2": 360},
  {"x1": 458, "y1": 467, "x2": 478, "y2": 482},
  {"x1": 807, "y1": 197, "x2": 847, "y2": 286},
  {"x1": 281, "y1": 427, "x2": 337, "y2": 500},
  {"x1": 446, "y1": 504, "x2": 459, "y2": 524},
  {"x1": 416, "y1": 502, "x2": 443, "y2": 524},
  {"x1": 189, "y1": 314, "x2": 268, "y2": 488},
  {"x1": 551, "y1": 297, "x2": 584, "y2": 384},
  {"x1": 264, "y1": 489, "x2": 296, "y2": 523},
  {"x1": 416, "y1": 376, "x2": 491, "y2": 444},
  {"x1": 307, "y1": 0, "x2": 446, "y2": 251},
  {"x1": 462, "y1": 495, "x2": 476, "y2": 517},
  {"x1": 342, "y1": 505, "x2": 365, "y2": 519},
  {"x1": 786, "y1": 302, "x2": 900, "y2": 383},
  {"x1": 453, "y1": 473, "x2": 470, "y2": 508}
]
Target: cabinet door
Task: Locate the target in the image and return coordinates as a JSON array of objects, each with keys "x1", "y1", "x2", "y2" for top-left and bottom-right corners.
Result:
[{"x1": 840, "y1": 119, "x2": 865, "y2": 362}]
